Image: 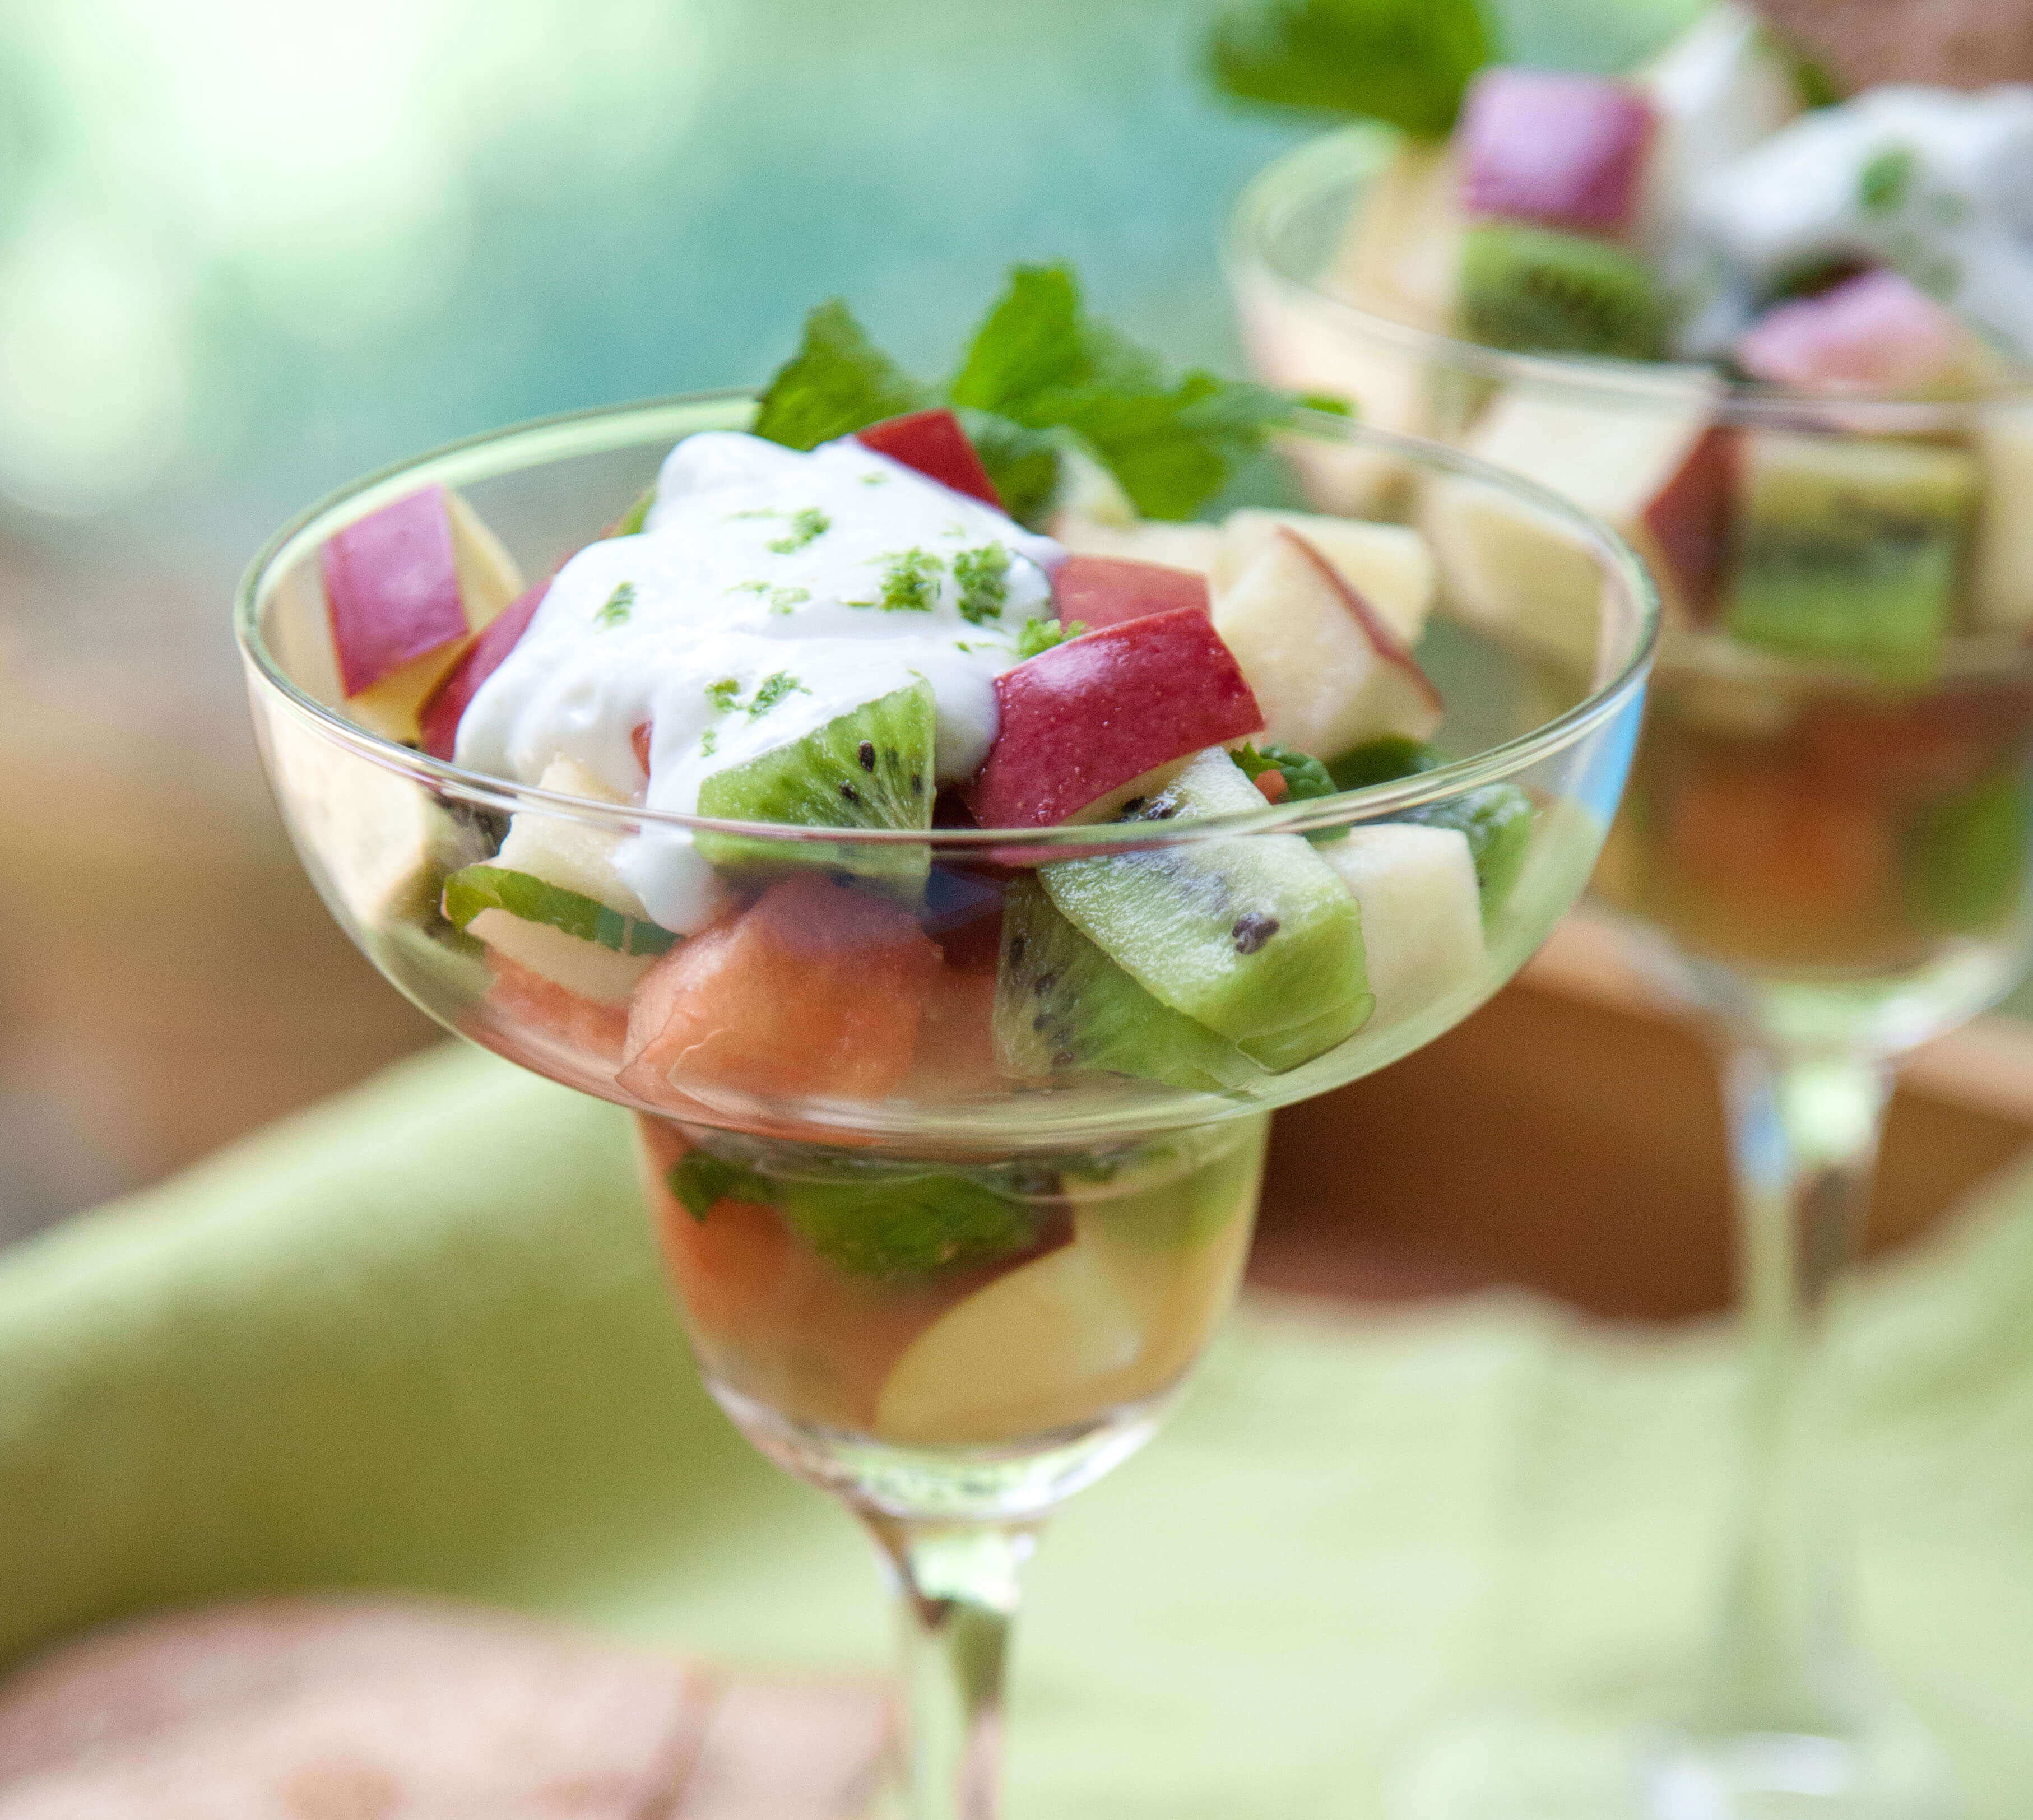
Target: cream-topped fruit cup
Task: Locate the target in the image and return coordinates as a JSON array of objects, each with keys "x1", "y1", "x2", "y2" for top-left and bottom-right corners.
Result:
[{"x1": 238, "y1": 388, "x2": 1652, "y2": 1820}]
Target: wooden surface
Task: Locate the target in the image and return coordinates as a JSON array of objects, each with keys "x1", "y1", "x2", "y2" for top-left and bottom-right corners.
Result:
[{"x1": 1250, "y1": 916, "x2": 2033, "y2": 1321}]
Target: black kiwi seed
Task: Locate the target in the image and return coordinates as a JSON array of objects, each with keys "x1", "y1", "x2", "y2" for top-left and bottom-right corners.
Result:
[
  {"x1": 839, "y1": 782, "x2": 861, "y2": 804},
  {"x1": 910, "y1": 772, "x2": 923, "y2": 794},
  {"x1": 1033, "y1": 1011, "x2": 1053, "y2": 1032},
  {"x1": 1008, "y1": 935, "x2": 1027, "y2": 969},
  {"x1": 1121, "y1": 797, "x2": 1146, "y2": 815},
  {"x1": 1232, "y1": 912, "x2": 1279, "y2": 954},
  {"x1": 1035, "y1": 971, "x2": 1056, "y2": 995},
  {"x1": 858, "y1": 740, "x2": 876, "y2": 772}
]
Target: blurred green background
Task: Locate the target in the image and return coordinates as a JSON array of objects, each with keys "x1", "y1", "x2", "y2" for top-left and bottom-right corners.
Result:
[{"x1": 0, "y1": 0, "x2": 1698, "y2": 1238}]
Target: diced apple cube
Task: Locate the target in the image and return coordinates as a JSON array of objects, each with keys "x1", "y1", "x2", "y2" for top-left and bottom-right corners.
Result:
[
  {"x1": 964, "y1": 609, "x2": 1263, "y2": 828},
  {"x1": 855, "y1": 408, "x2": 1003, "y2": 509},
  {"x1": 1734, "y1": 269, "x2": 1991, "y2": 394},
  {"x1": 1052, "y1": 555, "x2": 1210, "y2": 630},
  {"x1": 1424, "y1": 386, "x2": 1732, "y2": 662},
  {"x1": 1212, "y1": 528, "x2": 1440, "y2": 760},
  {"x1": 1458, "y1": 68, "x2": 1656, "y2": 239},
  {"x1": 420, "y1": 579, "x2": 551, "y2": 762},
  {"x1": 1213, "y1": 509, "x2": 1436, "y2": 645},
  {"x1": 315, "y1": 485, "x2": 525, "y2": 743},
  {"x1": 1321, "y1": 824, "x2": 1486, "y2": 1028}
]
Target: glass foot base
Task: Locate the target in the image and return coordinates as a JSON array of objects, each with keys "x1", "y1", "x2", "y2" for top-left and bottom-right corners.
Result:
[{"x1": 1389, "y1": 1703, "x2": 1958, "y2": 1820}]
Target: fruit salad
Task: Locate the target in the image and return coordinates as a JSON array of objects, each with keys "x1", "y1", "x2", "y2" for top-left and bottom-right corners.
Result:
[
  {"x1": 1222, "y1": 0, "x2": 2033, "y2": 990},
  {"x1": 250, "y1": 269, "x2": 1638, "y2": 1454}
]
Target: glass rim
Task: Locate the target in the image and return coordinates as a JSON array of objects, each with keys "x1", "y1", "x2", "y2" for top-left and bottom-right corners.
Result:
[
  {"x1": 234, "y1": 387, "x2": 1658, "y2": 851},
  {"x1": 1226, "y1": 125, "x2": 2033, "y2": 422}
]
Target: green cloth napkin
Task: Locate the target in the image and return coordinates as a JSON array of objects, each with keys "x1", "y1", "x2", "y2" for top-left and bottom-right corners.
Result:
[{"x1": 4, "y1": 1044, "x2": 2032, "y2": 1816}]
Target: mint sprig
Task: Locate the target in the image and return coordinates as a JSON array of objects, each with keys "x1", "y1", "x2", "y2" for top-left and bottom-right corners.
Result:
[
  {"x1": 751, "y1": 299, "x2": 927, "y2": 452},
  {"x1": 1206, "y1": 0, "x2": 1496, "y2": 138},
  {"x1": 753, "y1": 264, "x2": 1310, "y2": 525}
]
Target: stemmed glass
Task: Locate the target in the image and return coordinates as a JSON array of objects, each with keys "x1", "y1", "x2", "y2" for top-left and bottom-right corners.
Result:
[
  {"x1": 235, "y1": 391, "x2": 1654, "y2": 1819},
  {"x1": 1229, "y1": 128, "x2": 2033, "y2": 1814}
]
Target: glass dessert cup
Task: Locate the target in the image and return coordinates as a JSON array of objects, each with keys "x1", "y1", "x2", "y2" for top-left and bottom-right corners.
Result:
[
  {"x1": 1231, "y1": 128, "x2": 2033, "y2": 1817},
  {"x1": 235, "y1": 392, "x2": 1654, "y2": 1819}
]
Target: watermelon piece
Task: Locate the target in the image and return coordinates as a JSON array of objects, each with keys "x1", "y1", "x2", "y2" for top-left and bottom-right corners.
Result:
[
  {"x1": 856, "y1": 408, "x2": 1004, "y2": 509},
  {"x1": 618, "y1": 873, "x2": 940, "y2": 1104},
  {"x1": 419, "y1": 579, "x2": 550, "y2": 762},
  {"x1": 1051, "y1": 555, "x2": 1210, "y2": 632}
]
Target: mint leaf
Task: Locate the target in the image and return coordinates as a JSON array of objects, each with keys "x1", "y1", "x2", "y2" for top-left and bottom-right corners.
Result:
[
  {"x1": 951, "y1": 265, "x2": 1090, "y2": 414},
  {"x1": 667, "y1": 1153, "x2": 773, "y2": 1223},
  {"x1": 757, "y1": 268, "x2": 1311, "y2": 528},
  {"x1": 1207, "y1": 0, "x2": 1496, "y2": 138},
  {"x1": 780, "y1": 1172, "x2": 1042, "y2": 1279},
  {"x1": 1234, "y1": 742, "x2": 1338, "y2": 804},
  {"x1": 952, "y1": 265, "x2": 1304, "y2": 521},
  {"x1": 1326, "y1": 735, "x2": 1440, "y2": 791},
  {"x1": 954, "y1": 410, "x2": 1065, "y2": 525},
  {"x1": 753, "y1": 299, "x2": 926, "y2": 451}
]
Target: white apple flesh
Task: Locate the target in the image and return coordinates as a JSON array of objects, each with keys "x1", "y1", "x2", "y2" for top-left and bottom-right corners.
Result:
[
  {"x1": 463, "y1": 758, "x2": 666, "y2": 1006},
  {"x1": 1320, "y1": 824, "x2": 1486, "y2": 1029},
  {"x1": 1212, "y1": 527, "x2": 1441, "y2": 759},
  {"x1": 872, "y1": 1151, "x2": 1260, "y2": 1446},
  {"x1": 1423, "y1": 386, "x2": 1732, "y2": 663},
  {"x1": 1212, "y1": 509, "x2": 1436, "y2": 646},
  {"x1": 1048, "y1": 513, "x2": 1222, "y2": 576}
]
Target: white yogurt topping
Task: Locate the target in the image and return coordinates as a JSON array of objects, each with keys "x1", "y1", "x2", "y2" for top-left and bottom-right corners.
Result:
[
  {"x1": 457, "y1": 430, "x2": 1061, "y2": 931},
  {"x1": 1683, "y1": 85, "x2": 2033, "y2": 360}
]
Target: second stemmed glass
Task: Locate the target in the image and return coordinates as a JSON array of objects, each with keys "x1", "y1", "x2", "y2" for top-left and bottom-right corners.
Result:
[
  {"x1": 236, "y1": 392, "x2": 1653, "y2": 1819},
  {"x1": 1229, "y1": 126, "x2": 2033, "y2": 1815}
]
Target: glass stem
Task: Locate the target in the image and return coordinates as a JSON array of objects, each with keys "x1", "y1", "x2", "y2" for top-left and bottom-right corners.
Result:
[
  {"x1": 1700, "y1": 1040, "x2": 1891, "y2": 1736},
  {"x1": 866, "y1": 1515, "x2": 1037, "y2": 1820}
]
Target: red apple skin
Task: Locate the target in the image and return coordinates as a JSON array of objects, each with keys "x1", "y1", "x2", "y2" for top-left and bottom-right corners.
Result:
[
  {"x1": 1278, "y1": 528, "x2": 1442, "y2": 713},
  {"x1": 964, "y1": 609, "x2": 1264, "y2": 829},
  {"x1": 321, "y1": 485, "x2": 472, "y2": 699},
  {"x1": 418, "y1": 579, "x2": 551, "y2": 761},
  {"x1": 1457, "y1": 69, "x2": 1655, "y2": 238},
  {"x1": 1734, "y1": 270, "x2": 1979, "y2": 393},
  {"x1": 1052, "y1": 555, "x2": 1210, "y2": 631},
  {"x1": 855, "y1": 409, "x2": 1004, "y2": 510},
  {"x1": 1641, "y1": 426, "x2": 1737, "y2": 625}
]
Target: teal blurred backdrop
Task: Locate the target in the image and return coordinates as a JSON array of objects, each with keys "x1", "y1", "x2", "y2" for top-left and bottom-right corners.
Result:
[{"x1": 0, "y1": 0, "x2": 1698, "y2": 1236}]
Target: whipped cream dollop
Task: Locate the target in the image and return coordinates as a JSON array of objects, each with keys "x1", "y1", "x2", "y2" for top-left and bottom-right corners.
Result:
[{"x1": 457, "y1": 430, "x2": 1061, "y2": 931}]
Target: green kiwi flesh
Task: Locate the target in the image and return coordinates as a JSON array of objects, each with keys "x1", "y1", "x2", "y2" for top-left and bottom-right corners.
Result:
[
  {"x1": 1039, "y1": 749, "x2": 1372, "y2": 1072},
  {"x1": 695, "y1": 680, "x2": 935, "y2": 897},
  {"x1": 995, "y1": 879, "x2": 1264, "y2": 1093},
  {"x1": 1459, "y1": 222, "x2": 1668, "y2": 360}
]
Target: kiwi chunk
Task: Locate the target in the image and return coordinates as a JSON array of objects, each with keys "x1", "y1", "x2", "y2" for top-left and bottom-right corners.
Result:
[
  {"x1": 443, "y1": 863, "x2": 676, "y2": 955},
  {"x1": 1724, "y1": 432, "x2": 1978, "y2": 676},
  {"x1": 995, "y1": 879, "x2": 1263, "y2": 1093},
  {"x1": 695, "y1": 680, "x2": 935, "y2": 897},
  {"x1": 1460, "y1": 222, "x2": 1668, "y2": 360},
  {"x1": 1905, "y1": 768, "x2": 2031, "y2": 933},
  {"x1": 1041, "y1": 749, "x2": 1372, "y2": 1072}
]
